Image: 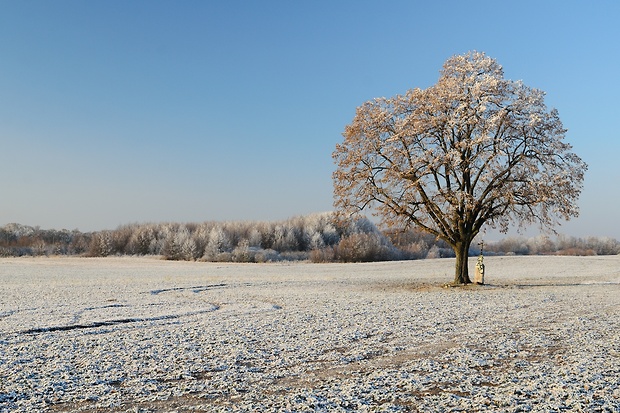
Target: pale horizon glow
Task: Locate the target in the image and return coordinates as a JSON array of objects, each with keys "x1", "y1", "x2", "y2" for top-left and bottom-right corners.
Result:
[{"x1": 1, "y1": 1, "x2": 619, "y2": 238}]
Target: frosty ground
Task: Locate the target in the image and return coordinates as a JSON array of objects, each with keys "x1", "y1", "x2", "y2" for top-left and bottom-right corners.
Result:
[{"x1": 1, "y1": 256, "x2": 619, "y2": 412}]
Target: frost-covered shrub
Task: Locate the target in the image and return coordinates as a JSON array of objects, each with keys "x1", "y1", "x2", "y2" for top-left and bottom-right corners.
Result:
[
  {"x1": 403, "y1": 241, "x2": 429, "y2": 260},
  {"x1": 272, "y1": 225, "x2": 299, "y2": 252},
  {"x1": 161, "y1": 226, "x2": 198, "y2": 261},
  {"x1": 278, "y1": 251, "x2": 309, "y2": 261},
  {"x1": 203, "y1": 227, "x2": 232, "y2": 260},
  {"x1": 180, "y1": 235, "x2": 198, "y2": 261},
  {"x1": 204, "y1": 251, "x2": 232, "y2": 262},
  {"x1": 556, "y1": 247, "x2": 596, "y2": 256},
  {"x1": 489, "y1": 237, "x2": 530, "y2": 255},
  {"x1": 424, "y1": 245, "x2": 456, "y2": 259},
  {"x1": 527, "y1": 235, "x2": 556, "y2": 255},
  {"x1": 309, "y1": 247, "x2": 336, "y2": 263},
  {"x1": 68, "y1": 232, "x2": 91, "y2": 255},
  {"x1": 425, "y1": 245, "x2": 441, "y2": 259},
  {"x1": 127, "y1": 226, "x2": 155, "y2": 255},
  {"x1": 161, "y1": 233, "x2": 182, "y2": 260},
  {"x1": 335, "y1": 233, "x2": 398, "y2": 262},
  {"x1": 111, "y1": 225, "x2": 133, "y2": 254},
  {"x1": 309, "y1": 231, "x2": 325, "y2": 250},
  {"x1": 232, "y1": 240, "x2": 253, "y2": 262},
  {"x1": 191, "y1": 224, "x2": 210, "y2": 256},
  {"x1": 586, "y1": 236, "x2": 620, "y2": 255},
  {"x1": 248, "y1": 228, "x2": 262, "y2": 248},
  {"x1": 254, "y1": 249, "x2": 280, "y2": 263},
  {"x1": 88, "y1": 231, "x2": 113, "y2": 257}
]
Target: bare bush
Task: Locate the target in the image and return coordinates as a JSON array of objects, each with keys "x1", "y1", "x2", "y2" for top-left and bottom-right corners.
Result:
[
  {"x1": 556, "y1": 247, "x2": 596, "y2": 256},
  {"x1": 88, "y1": 231, "x2": 113, "y2": 257},
  {"x1": 335, "y1": 233, "x2": 399, "y2": 262},
  {"x1": 309, "y1": 247, "x2": 336, "y2": 263}
]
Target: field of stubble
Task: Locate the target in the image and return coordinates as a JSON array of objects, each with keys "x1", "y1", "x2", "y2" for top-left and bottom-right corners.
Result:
[{"x1": 1, "y1": 255, "x2": 619, "y2": 412}]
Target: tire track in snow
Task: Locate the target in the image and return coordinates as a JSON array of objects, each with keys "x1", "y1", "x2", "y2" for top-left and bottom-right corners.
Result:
[
  {"x1": 19, "y1": 306, "x2": 220, "y2": 335},
  {"x1": 0, "y1": 310, "x2": 16, "y2": 319},
  {"x1": 70, "y1": 303, "x2": 129, "y2": 325},
  {"x1": 148, "y1": 283, "x2": 228, "y2": 295},
  {"x1": 147, "y1": 282, "x2": 268, "y2": 295}
]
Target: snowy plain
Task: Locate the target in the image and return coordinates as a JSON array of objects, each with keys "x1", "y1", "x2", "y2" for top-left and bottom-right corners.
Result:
[{"x1": 1, "y1": 255, "x2": 619, "y2": 412}]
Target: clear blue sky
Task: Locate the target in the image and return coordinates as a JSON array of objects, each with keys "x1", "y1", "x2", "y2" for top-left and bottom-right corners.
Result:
[{"x1": 1, "y1": 1, "x2": 619, "y2": 238}]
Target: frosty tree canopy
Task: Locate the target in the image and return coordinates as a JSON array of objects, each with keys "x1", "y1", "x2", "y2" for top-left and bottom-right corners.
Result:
[{"x1": 333, "y1": 51, "x2": 587, "y2": 284}]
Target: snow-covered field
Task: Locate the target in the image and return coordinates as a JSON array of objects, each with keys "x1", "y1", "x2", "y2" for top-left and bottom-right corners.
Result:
[{"x1": 1, "y1": 255, "x2": 619, "y2": 412}]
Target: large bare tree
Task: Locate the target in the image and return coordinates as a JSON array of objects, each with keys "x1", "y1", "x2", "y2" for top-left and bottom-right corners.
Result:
[{"x1": 333, "y1": 52, "x2": 587, "y2": 284}]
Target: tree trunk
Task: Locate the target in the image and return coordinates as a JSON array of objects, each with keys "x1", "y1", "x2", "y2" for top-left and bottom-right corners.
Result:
[{"x1": 453, "y1": 240, "x2": 472, "y2": 285}]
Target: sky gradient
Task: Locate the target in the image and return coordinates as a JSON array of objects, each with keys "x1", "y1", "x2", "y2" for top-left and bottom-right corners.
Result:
[{"x1": 1, "y1": 1, "x2": 619, "y2": 238}]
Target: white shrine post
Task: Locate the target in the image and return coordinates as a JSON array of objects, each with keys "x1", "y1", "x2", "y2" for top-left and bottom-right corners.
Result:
[{"x1": 474, "y1": 240, "x2": 485, "y2": 285}]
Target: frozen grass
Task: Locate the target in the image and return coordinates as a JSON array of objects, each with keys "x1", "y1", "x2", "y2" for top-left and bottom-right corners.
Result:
[{"x1": 1, "y1": 255, "x2": 619, "y2": 412}]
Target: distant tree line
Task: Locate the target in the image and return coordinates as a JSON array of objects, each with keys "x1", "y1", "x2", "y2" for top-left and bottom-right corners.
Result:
[
  {"x1": 0, "y1": 224, "x2": 91, "y2": 257},
  {"x1": 1, "y1": 213, "x2": 619, "y2": 261}
]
